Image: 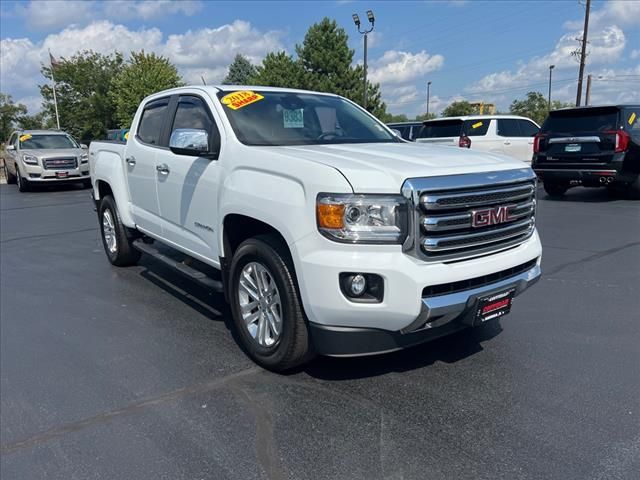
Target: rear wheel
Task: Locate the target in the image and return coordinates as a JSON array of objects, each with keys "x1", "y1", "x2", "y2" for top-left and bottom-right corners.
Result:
[
  {"x1": 98, "y1": 195, "x2": 141, "y2": 266},
  {"x1": 229, "y1": 235, "x2": 313, "y2": 372},
  {"x1": 543, "y1": 180, "x2": 568, "y2": 197},
  {"x1": 16, "y1": 168, "x2": 29, "y2": 192}
]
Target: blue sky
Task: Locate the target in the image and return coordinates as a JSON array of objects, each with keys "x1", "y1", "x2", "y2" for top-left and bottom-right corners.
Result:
[{"x1": 1, "y1": 0, "x2": 639, "y2": 117}]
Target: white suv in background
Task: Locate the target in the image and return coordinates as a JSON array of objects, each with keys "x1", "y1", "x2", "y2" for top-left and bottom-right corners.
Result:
[{"x1": 415, "y1": 115, "x2": 540, "y2": 163}]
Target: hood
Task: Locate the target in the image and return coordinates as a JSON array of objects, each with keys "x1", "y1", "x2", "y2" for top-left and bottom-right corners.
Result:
[
  {"x1": 267, "y1": 142, "x2": 528, "y2": 193},
  {"x1": 21, "y1": 148, "x2": 82, "y2": 159}
]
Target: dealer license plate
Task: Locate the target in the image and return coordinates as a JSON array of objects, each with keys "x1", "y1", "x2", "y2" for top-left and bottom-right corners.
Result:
[
  {"x1": 475, "y1": 288, "x2": 516, "y2": 323},
  {"x1": 565, "y1": 144, "x2": 581, "y2": 152}
]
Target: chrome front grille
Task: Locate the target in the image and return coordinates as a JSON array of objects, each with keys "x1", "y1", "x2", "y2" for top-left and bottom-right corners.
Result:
[
  {"x1": 43, "y1": 157, "x2": 77, "y2": 170},
  {"x1": 402, "y1": 169, "x2": 537, "y2": 262}
]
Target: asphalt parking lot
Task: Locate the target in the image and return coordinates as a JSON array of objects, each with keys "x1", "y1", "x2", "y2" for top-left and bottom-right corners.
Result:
[{"x1": 1, "y1": 182, "x2": 639, "y2": 480}]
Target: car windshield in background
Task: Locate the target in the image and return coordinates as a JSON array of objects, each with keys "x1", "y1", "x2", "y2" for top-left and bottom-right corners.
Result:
[
  {"x1": 416, "y1": 120, "x2": 463, "y2": 138},
  {"x1": 20, "y1": 134, "x2": 78, "y2": 149},
  {"x1": 541, "y1": 108, "x2": 619, "y2": 133},
  {"x1": 217, "y1": 90, "x2": 397, "y2": 146}
]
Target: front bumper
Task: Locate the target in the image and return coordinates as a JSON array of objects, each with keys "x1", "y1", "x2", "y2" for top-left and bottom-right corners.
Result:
[
  {"x1": 291, "y1": 229, "x2": 542, "y2": 355},
  {"x1": 20, "y1": 161, "x2": 90, "y2": 182},
  {"x1": 309, "y1": 262, "x2": 540, "y2": 356}
]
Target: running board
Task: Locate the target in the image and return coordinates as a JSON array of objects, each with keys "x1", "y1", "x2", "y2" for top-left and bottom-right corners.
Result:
[{"x1": 132, "y1": 239, "x2": 224, "y2": 292}]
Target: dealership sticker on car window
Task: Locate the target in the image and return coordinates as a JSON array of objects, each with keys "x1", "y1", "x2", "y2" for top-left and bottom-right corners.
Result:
[
  {"x1": 629, "y1": 112, "x2": 637, "y2": 126},
  {"x1": 221, "y1": 91, "x2": 264, "y2": 110},
  {"x1": 471, "y1": 121, "x2": 483, "y2": 129},
  {"x1": 283, "y1": 109, "x2": 304, "y2": 128},
  {"x1": 19, "y1": 134, "x2": 32, "y2": 142}
]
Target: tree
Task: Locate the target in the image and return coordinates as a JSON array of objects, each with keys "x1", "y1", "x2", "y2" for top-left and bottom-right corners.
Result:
[
  {"x1": 110, "y1": 51, "x2": 183, "y2": 128},
  {"x1": 0, "y1": 93, "x2": 27, "y2": 141},
  {"x1": 415, "y1": 112, "x2": 437, "y2": 121},
  {"x1": 250, "y1": 51, "x2": 305, "y2": 89},
  {"x1": 295, "y1": 18, "x2": 387, "y2": 118},
  {"x1": 442, "y1": 101, "x2": 478, "y2": 117},
  {"x1": 17, "y1": 111, "x2": 54, "y2": 130},
  {"x1": 223, "y1": 54, "x2": 257, "y2": 85},
  {"x1": 509, "y1": 91, "x2": 573, "y2": 125},
  {"x1": 40, "y1": 50, "x2": 124, "y2": 141}
]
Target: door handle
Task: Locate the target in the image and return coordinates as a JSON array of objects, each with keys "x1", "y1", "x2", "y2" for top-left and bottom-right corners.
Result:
[
  {"x1": 503, "y1": 141, "x2": 511, "y2": 145},
  {"x1": 126, "y1": 156, "x2": 136, "y2": 166},
  {"x1": 156, "y1": 163, "x2": 170, "y2": 175}
]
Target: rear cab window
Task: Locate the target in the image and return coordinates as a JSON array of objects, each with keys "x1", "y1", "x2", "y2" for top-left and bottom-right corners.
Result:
[{"x1": 137, "y1": 98, "x2": 170, "y2": 146}]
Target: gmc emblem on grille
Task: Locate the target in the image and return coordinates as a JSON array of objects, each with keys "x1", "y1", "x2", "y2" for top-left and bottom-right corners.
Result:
[{"x1": 471, "y1": 205, "x2": 515, "y2": 228}]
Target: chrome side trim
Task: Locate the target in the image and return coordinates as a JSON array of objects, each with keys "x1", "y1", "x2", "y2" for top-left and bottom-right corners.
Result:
[{"x1": 548, "y1": 136, "x2": 601, "y2": 143}]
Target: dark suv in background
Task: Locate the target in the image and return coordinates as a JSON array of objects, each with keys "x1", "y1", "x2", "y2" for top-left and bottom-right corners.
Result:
[{"x1": 533, "y1": 105, "x2": 640, "y2": 197}]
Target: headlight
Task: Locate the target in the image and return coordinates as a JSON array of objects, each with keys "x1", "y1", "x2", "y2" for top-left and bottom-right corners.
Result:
[
  {"x1": 80, "y1": 153, "x2": 88, "y2": 163},
  {"x1": 22, "y1": 154, "x2": 38, "y2": 165},
  {"x1": 316, "y1": 193, "x2": 408, "y2": 244}
]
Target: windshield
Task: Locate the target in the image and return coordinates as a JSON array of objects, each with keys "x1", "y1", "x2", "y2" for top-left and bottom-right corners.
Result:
[
  {"x1": 417, "y1": 120, "x2": 463, "y2": 138},
  {"x1": 541, "y1": 108, "x2": 619, "y2": 133},
  {"x1": 19, "y1": 134, "x2": 79, "y2": 149},
  {"x1": 217, "y1": 90, "x2": 397, "y2": 146}
]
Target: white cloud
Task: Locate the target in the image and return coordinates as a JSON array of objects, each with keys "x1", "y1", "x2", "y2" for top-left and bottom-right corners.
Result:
[
  {"x1": 631, "y1": 50, "x2": 640, "y2": 60},
  {"x1": 15, "y1": 1, "x2": 203, "y2": 30},
  {"x1": 563, "y1": 0, "x2": 640, "y2": 30},
  {"x1": 369, "y1": 50, "x2": 444, "y2": 85},
  {"x1": 0, "y1": 19, "x2": 284, "y2": 112}
]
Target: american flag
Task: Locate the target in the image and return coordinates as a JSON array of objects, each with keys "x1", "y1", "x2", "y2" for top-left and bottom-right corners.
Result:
[{"x1": 49, "y1": 51, "x2": 61, "y2": 69}]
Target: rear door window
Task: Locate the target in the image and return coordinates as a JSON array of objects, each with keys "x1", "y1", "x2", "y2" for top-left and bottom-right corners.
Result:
[
  {"x1": 462, "y1": 119, "x2": 490, "y2": 136},
  {"x1": 137, "y1": 98, "x2": 170, "y2": 146},
  {"x1": 625, "y1": 109, "x2": 639, "y2": 132},
  {"x1": 417, "y1": 120, "x2": 463, "y2": 138},
  {"x1": 497, "y1": 119, "x2": 521, "y2": 137}
]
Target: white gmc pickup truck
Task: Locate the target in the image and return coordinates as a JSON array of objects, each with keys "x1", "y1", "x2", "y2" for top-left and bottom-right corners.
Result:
[{"x1": 90, "y1": 86, "x2": 542, "y2": 371}]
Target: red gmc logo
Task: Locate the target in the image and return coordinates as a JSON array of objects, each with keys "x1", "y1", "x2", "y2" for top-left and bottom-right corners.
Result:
[{"x1": 471, "y1": 205, "x2": 515, "y2": 228}]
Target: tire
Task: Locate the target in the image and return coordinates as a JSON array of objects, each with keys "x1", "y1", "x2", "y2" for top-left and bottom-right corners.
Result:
[
  {"x1": 16, "y1": 168, "x2": 29, "y2": 192},
  {"x1": 4, "y1": 163, "x2": 16, "y2": 184},
  {"x1": 229, "y1": 234, "x2": 314, "y2": 372},
  {"x1": 543, "y1": 180, "x2": 568, "y2": 197},
  {"x1": 627, "y1": 175, "x2": 640, "y2": 200},
  {"x1": 98, "y1": 195, "x2": 141, "y2": 266}
]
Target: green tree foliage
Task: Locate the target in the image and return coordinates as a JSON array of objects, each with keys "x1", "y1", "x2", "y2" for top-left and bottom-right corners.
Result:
[
  {"x1": 17, "y1": 111, "x2": 54, "y2": 130},
  {"x1": 415, "y1": 112, "x2": 437, "y2": 121},
  {"x1": 40, "y1": 50, "x2": 124, "y2": 141},
  {"x1": 385, "y1": 113, "x2": 410, "y2": 123},
  {"x1": 442, "y1": 101, "x2": 478, "y2": 117},
  {"x1": 250, "y1": 52, "x2": 305, "y2": 88},
  {"x1": 509, "y1": 91, "x2": 573, "y2": 125},
  {"x1": 223, "y1": 54, "x2": 258, "y2": 85},
  {"x1": 251, "y1": 18, "x2": 388, "y2": 119},
  {"x1": 0, "y1": 93, "x2": 27, "y2": 141},
  {"x1": 110, "y1": 51, "x2": 183, "y2": 128}
]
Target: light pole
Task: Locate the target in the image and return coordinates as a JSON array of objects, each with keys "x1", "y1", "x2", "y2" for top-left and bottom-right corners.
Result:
[
  {"x1": 352, "y1": 10, "x2": 375, "y2": 110},
  {"x1": 548, "y1": 64, "x2": 555, "y2": 111},
  {"x1": 426, "y1": 81, "x2": 432, "y2": 116}
]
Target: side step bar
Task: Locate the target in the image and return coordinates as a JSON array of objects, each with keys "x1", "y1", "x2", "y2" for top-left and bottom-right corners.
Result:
[{"x1": 132, "y1": 239, "x2": 224, "y2": 292}]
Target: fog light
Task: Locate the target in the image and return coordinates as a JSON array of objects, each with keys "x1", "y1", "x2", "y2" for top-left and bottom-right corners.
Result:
[{"x1": 349, "y1": 274, "x2": 366, "y2": 296}]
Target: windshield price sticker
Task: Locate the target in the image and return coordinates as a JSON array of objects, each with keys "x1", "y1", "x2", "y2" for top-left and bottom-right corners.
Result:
[
  {"x1": 19, "y1": 134, "x2": 32, "y2": 142},
  {"x1": 283, "y1": 109, "x2": 304, "y2": 128},
  {"x1": 629, "y1": 112, "x2": 637, "y2": 126},
  {"x1": 221, "y1": 91, "x2": 264, "y2": 110},
  {"x1": 471, "y1": 121, "x2": 483, "y2": 129}
]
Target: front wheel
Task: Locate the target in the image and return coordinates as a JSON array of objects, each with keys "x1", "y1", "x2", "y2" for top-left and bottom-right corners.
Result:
[
  {"x1": 543, "y1": 180, "x2": 568, "y2": 197},
  {"x1": 229, "y1": 235, "x2": 313, "y2": 372},
  {"x1": 16, "y1": 168, "x2": 29, "y2": 192},
  {"x1": 98, "y1": 195, "x2": 141, "y2": 266}
]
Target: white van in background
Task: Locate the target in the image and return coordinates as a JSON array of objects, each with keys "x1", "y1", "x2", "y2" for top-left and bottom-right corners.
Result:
[{"x1": 415, "y1": 115, "x2": 540, "y2": 163}]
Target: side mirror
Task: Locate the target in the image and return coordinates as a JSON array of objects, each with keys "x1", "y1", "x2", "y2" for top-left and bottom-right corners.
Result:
[
  {"x1": 6, "y1": 145, "x2": 15, "y2": 151},
  {"x1": 169, "y1": 129, "x2": 215, "y2": 157},
  {"x1": 80, "y1": 143, "x2": 88, "y2": 149}
]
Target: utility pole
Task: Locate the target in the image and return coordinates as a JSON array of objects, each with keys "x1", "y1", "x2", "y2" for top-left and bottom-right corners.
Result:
[
  {"x1": 548, "y1": 65, "x2": 555, "y2": 112},
  {"x1": 426, "y1": 81, "x2": 432, "y2": 116},
  {"x1": 352, "y1": 10, "x2": 375, "y2": 110},
  {"x1": 575, "y1": 0, "x2": 591, "y2": 106},
  {"x1": 585, "y1": 74, "x2": 592, "y2": 106}
]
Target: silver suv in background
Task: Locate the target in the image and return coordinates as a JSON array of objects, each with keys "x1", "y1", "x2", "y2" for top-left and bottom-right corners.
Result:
[{"x1": 3, "y1": 130, "x2": 90, "y2": 192}]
